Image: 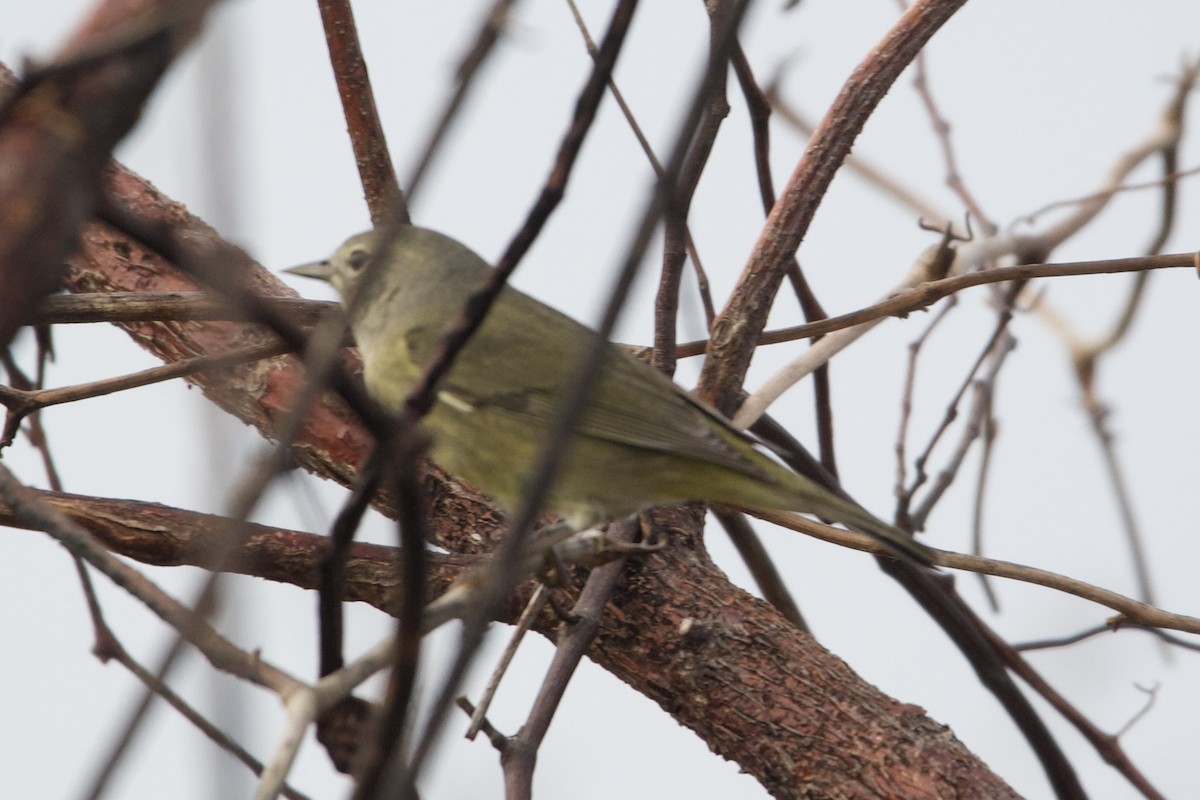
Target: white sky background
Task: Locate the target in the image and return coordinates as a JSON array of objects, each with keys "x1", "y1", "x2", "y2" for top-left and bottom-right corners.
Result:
[{"x1": 2, "y1": 2, "x2": 1199, "y2": 798}]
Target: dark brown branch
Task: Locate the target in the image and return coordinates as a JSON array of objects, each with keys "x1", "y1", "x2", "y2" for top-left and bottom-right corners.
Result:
[
  {"x1": 316, "y1": 0, "x2": 405, "y2": 225},
  {"x1": 730, "y1": 42, "x2": 838, "y2": 474},
  {"x1": 697, "y1": 0, "x2": 969, "y2": 412},
  {"x1": 0, "y1": 487, "x2": 475, "y2": 613},
  {"x1": 653, "y1": 3, "x2": 732, "y2": 377},
  {"x1": 989, "y1": 626, "x2": 1165, "y2": 799},
  {"x1": 0, "y1": 2, "x2": 213, "y2": 350}
]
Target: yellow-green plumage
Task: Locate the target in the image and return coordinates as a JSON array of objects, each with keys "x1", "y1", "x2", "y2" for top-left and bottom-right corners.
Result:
[{"x1": 287, "y1": 226, "x2": 928, "y2": 563}]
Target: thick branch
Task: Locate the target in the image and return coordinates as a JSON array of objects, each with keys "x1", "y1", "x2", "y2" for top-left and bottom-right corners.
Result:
[
  {"x1": 589, "y1": 507, "x2": 1018, "y2": 799},
  {"x1": 698, "y1": 0, "x2": 968, "y2": 411},
  {"x1": 0, "y1": 488, "x2": 474, "y2": 613}
]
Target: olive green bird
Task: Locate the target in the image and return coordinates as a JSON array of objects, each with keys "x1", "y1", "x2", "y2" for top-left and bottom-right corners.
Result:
[{"x1": 286, "y1": 225, "x2": 930, "y2": 564}]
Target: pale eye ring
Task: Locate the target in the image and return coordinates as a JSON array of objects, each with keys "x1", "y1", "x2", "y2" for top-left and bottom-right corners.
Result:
[{"x1": 347, "y1": 247, "x2": 370, "y2": 271}]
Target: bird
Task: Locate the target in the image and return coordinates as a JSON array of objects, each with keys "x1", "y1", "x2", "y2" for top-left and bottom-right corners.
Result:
[{"x1": 286, "y1": 225, "x2": 930, "y2": 564}]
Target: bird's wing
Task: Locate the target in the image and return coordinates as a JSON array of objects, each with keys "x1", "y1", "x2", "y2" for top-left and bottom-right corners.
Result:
[{"x1": 409, "y1": 288, "x2": 772, "y2": 480}]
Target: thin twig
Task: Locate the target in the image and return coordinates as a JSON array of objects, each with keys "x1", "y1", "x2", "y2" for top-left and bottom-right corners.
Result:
[
  {"x1": 652, "y1": 0, "x2": 732, "y2": 377},
  {"x1": 891, "y1": 298, "x2": 956, "y2": 525},
  {"x1": 905, "y1": 6, "x2": 994, "y2": 235},
  {"x1": 985, "y1": 624, "x2": 1166, "y2": 800},
  {"x1": 743, "y1": 505, "x2": 1200, "y2": 635},
  {"x1": 563, "y1": 0, "x2": 715, "y2": 328},
  {"x1": 0, "y1": 340, "x2": 288, "y2": 446},
  {"x1": 500, "y1": 521, "x2": 638, "y2": 799},
  {"x1": 970, "y1": 400, "x2": 1001, "y2": 611},
  {"x1": 405, "y1": 0, "x2": 517, "y2": 202},
  {"x1": 676, "y1": 250, "x2": 1198, "y2": 359},
  {"x1": 465, "y1": 583, "x2": 551, "y2": 739},
  {"x1": 1014, "y1": 622, "x2": 1200, "y2": 654},
  {"x1": 909, "y1": 314, "x2": 1017, "y2": 530}
]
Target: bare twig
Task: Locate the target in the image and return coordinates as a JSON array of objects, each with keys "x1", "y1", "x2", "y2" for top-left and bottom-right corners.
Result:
[
  {"x1": 564, "y1": 0, "x2": 715, "y2": 328},
  {"x1": 652, "y1": 1, "x2": 732, "y2": 377},
  {"x1": 987, "y1": 626, "x2": 1167, "y2": 799},
  {"x1": 465, "y1": 583, "x2": 551, "y2": 740},
  {"x1": 908, "y1": 314, "x2": 1017, "y2": 530},
  {"x1": 892, "y1": 297, "x2": 956, "y2": 522},
  {"x1": 677, "y1": 251, "x2": 1198, "y2": 359},
  {"x1": 0, "y1": 463, "x2": 304, "y2": 693},
  {"x1": 905, "y1": 11, "x2": 994, "y2": 235},
  {"x1": 970, "y1": 402, "x2": 1001, "y2": 611},
  {"x1": 0, "y1": 340, "x2": 287, "y2": 446},
  {"x1": 1015, "y1": 622, "x2": 1200, "y2": 654},
  {"x1": 744, "y1": 505, "x2": 1200, "y2": 635},
  {"x1": 500, "y1": 521, "x2": 638, "y2": 800},
  {"x1": 405, "y1": 0, "x2": 517, "y2": 202}
]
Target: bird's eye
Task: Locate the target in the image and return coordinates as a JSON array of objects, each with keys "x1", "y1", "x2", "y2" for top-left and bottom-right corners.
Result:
[{"x1": 347, "y1": 247, "x2": 370, "y2": 272}]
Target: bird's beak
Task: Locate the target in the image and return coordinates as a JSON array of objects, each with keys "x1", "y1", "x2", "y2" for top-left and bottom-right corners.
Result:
[{"x1": 283, "y1": 260, "x2": 335, "y2": 282}]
